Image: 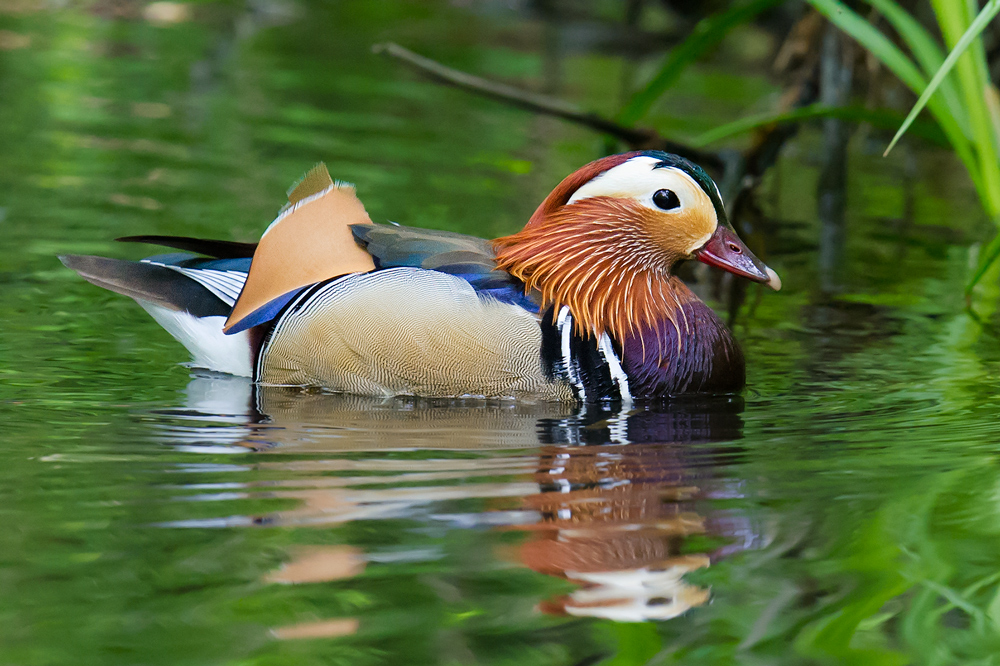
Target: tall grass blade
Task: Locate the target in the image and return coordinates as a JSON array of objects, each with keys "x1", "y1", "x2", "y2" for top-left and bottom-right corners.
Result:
[
  {"x1": 808, "y1": 0, "x2": 925, "y2": 90},
  {"x1": 986, "y1": 85, "x2": 1000, "y2": 152},
  {"x1": 934, "y1": 0, "x2": 1000, "y2": 222},
  {"x1": 967, "y1": 232, "x2": 1000, "y2": 298},
  {"x1": 807, "y1": 0, "x2": 984, "y2": 222},
  {"x1": 884, "y1": 0, "x2": 1000, "y2": 156},
  {"x1": 617, "y1": 0, "x2": 783, "y2": 126},
  {"x1": 865, "y1": 0, "x2": 969, "y2": 137},
  {"x1": 692, "y1": 103, "x2": 947, "y2": 147}
]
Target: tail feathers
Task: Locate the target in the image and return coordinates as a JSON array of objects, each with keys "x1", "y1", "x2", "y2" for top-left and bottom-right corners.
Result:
[
  {"x1": 59, "y1": 254, "x2": 231, "y2": 318},
  {"x1": 116, "y1": 235, "x2": 258, "y2": 259},
  {"x1": 138, "y1": 302, "x2": 252, "y2": 377},
  {"x1": 61, "y1": 254, "x2": 251, "y2": 376}
]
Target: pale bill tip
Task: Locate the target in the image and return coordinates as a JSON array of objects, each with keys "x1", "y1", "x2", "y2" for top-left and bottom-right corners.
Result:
[{"x1": 765, "y1": 266, "x2": 782, "y2": 291}]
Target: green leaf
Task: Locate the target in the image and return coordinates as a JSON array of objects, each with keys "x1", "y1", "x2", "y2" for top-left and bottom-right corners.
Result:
[
  {"x1": 617, "y1": 0, "x2": 784, "y2": 127},
  {"x1": 691, "y1": 102, "x2": 948, "y2": 147},
  {"x1": 933, "y1": 0, "x2": 1000, "y2": 222},
  {"x1": 965, "y1": 230, "x2": 1000, "y2": 298},
  {"x1": 600, "y1": 622, "x2": 662, "y2": 666},
  {"x1": 807, "y1": 0, "x2": 981, "y2": 195},
  {"x1": 884, "y1": 0, "x2": 1000, "y2": 155},
  {"x1": 808, "y1": 0, "x2": 924, "y2": 91},
  {"x1": 864, "y1": 0, "x2": 970, "y2": 137},
  {"x1": 987, "y1": 583, "x2": 1000, "y2": 628}
]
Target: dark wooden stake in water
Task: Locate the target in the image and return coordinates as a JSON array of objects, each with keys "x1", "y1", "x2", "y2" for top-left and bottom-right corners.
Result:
[{"x1": 817, "y1": 25, "x2": 854, "y2": 294}]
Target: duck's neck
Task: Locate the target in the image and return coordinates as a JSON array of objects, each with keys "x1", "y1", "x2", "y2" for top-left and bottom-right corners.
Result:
[
  {"x1": 494, "y1": 215, "x2": 745, "y2": 398},
  {"x1": 618, "y1": 277, "x2": 745, "y2": 397},
  {"x1": 493, "y1": 198, "x2": 686, "y2": 343}
]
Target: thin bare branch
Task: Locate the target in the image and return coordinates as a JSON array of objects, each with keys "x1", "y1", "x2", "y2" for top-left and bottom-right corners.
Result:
[{"x1": 372, "y1": 42, "x2": 723, "y2": 170}]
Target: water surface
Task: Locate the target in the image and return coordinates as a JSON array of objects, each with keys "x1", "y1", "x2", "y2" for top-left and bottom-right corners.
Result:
[{"x1": 2, "y1": 2, "x2": 1000, "y2": 664}]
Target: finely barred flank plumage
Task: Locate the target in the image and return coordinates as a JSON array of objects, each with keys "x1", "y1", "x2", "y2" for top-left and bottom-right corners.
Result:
[
  {"x1": 257, "y1": 268, "x2": 573, "y2": 401},
  {"x1": 60, "y1": 152, "x2": 781, "y2": 403}
]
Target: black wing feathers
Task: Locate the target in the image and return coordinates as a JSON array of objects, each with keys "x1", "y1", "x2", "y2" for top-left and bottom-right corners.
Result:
[
  {"x1": 59, "y1": 255, "x2": 231, "y2": 317},
  {"x1": 116, "y1": 235, "x2": 258, "y2": 259}
]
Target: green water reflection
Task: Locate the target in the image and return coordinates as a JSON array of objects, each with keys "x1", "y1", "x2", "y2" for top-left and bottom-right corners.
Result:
[{"x1": 3, "y1": 1, "x2": 1000, "y2": 665}]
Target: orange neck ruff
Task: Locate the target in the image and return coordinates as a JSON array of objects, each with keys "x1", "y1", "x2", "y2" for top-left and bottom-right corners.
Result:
[{"x1": 493, "y1": 197, "x2": 697, "y2": 343}]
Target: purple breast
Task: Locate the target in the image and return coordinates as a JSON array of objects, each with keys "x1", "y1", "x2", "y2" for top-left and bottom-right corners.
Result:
[{"x1": 620, "y1": 300, "x2": 745, "y2": 397}]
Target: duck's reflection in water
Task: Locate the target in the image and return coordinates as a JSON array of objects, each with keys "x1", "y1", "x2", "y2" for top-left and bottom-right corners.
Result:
[
  {"x1": 522, "y1": 403, "x2": 756, "y2": 621},
  {"x1": 154, "y1": 372, "x2": 765, "y2": 627}
]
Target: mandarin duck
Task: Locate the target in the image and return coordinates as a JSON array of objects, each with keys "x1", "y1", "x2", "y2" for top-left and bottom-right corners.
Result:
[{"x1": 61, "y1": 151, "x2": 780, "y2": 403}]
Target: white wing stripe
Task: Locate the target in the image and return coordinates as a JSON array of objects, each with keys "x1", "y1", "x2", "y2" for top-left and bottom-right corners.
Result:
[
  {"x1": 141, "y1": 260, "x2": 248, "y2": 306},
  {"x1": 173, "y1": 268, "x2": 246, "y2": 305},
  {"x1": 180, "y1": 269, "x2": 245, "y2": 301}
]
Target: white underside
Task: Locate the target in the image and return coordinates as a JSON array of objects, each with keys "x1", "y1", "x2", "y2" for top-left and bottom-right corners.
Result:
[{"x1": 138, "y1": 300, "x2": 252, "y2": 377}]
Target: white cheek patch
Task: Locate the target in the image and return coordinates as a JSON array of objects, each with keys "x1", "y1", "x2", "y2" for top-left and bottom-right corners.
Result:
[{"x1": 567, "y1": 157, "x2": 714, "y2": 220}]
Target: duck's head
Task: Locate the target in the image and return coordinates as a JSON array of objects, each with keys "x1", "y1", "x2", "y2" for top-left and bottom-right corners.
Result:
[{"x1": 493, "y1": 151, "x2": 780, "y2": 339}]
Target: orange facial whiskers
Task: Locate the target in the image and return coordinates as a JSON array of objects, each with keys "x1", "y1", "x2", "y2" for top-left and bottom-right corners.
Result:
[{"x1": 493, "y1": 196, "x2": 697, "y2": 349}]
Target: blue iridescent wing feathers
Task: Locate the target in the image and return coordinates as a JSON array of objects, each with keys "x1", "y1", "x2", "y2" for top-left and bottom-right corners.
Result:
[{"x1": 351, "y1": 223, "x2": 538, "y2": 311}]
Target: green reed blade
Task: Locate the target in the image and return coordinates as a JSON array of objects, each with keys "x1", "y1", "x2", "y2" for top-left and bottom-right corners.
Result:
[
  {"x1": 885, "y1": 0, "x2": 1000, "y2": 157},
  {"x1": 617, "y1": 0, "x2": 783, "y2": 127},
  {"x1": 966, "y1": 232, "x2": 1000, "y2": 298},
  {"x1": 926, "y1": 0, "x2": 1000, "y2": 292},
  {"x1": 865, "y1": 0, "x2": 969, "y2": 138},
  {"x1": 807, "y1": 0, "x2": 983, "y2": 196},
  {"x1": 930, "y1": 0, "x2": 1000, "y2": 218},
  {"x1": 692, "y1": 103, "x2": 948, "y2": 147}
]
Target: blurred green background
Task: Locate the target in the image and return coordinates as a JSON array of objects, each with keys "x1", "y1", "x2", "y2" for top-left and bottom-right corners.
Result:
[{"x1": 4, "y1": 1, "x2": 1000, "y2": 665}]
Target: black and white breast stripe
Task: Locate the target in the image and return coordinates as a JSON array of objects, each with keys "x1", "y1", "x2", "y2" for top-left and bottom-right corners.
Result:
[
  {"x1": 557, "y1": 307, "x2": 584, "y2": 395},
  {"x1": 597, "y1": 330, "x2": 632, "y2": 403},
  {"x1": 542, "y1": 306, "x2": 632, "y2": 404}
]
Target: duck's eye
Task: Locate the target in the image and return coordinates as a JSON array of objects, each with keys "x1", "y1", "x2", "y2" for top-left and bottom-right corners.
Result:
[{"x1": 652, "y1": 189, "x2": 680, "y2": 210}]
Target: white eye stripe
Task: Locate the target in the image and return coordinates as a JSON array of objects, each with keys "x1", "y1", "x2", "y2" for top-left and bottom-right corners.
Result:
[{"x1": 566, "y1": 157, "x2": 708, "y2": 215}]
